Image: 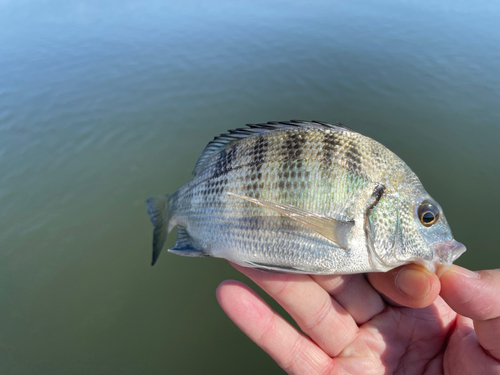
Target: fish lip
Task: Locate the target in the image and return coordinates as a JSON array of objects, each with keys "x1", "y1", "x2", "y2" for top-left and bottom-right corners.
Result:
[{"x1": 433, "y1": 239, "x2": 467, "y2": 268}]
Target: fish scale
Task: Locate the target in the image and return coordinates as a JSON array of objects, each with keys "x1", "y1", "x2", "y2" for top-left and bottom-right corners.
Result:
[{"x1": 147, "y1": 120, "x2": 465, "y2": 274}]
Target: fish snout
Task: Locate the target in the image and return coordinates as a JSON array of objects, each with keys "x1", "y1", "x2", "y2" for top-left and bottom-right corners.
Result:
[{"x1": 433, "y1": 239, "x2": 466, "y2": 267}]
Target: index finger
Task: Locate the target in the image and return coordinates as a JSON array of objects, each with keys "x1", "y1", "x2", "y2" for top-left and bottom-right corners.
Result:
[
  {"x1": 232, "y1": 264, "x2": 359, "y2": 358},
  {"x1": 216, "y1": 280, "x2": 335, "y2": 374},
  {"x1": 440, "y1": 266, "x2": 500, "y2": 361}
]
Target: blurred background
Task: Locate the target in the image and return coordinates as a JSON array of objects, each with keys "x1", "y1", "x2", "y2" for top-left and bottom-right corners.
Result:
[{"x1": 1, "y1": 0, "x2": 499, "y2": 373}]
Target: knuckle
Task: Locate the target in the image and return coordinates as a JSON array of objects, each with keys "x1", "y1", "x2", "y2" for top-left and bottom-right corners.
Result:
[
  {"x1": 272, "y1": 276, "x2": 295, "y2": 298},
  {"x1": 282, "y1": 335, "x2": 303, "y2": 373},
  {"x1": 304, "y1": 296, "x2": 332, "y2": 331},
  {"x1": 257, "y1": 314, "x2": 276, "y2": 347}
]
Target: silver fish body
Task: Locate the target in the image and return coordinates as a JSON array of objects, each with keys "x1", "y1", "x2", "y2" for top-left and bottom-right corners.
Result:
[{"x1": 147, "y1": 120, "x2": 465, "y2": 274}]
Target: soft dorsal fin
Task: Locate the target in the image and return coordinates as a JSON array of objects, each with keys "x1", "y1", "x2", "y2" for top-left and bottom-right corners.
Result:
[{"x1": 192, "y1": 120, "x2": 355, "y2": 176}]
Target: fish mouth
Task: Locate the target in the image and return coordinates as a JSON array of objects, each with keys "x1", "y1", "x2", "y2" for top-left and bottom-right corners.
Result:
[{"x1": 433, "y1": 239, "x2": 467, "y2": 268}]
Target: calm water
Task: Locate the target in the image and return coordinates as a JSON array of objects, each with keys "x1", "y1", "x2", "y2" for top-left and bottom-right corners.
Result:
[{"x1": 1, "y1": 0, "x2": 500, "y2": 374}]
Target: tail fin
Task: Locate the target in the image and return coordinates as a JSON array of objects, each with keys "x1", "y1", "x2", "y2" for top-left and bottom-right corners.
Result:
[{"x1": 146, "y1": 194, "x2": 171, "y2": 266}]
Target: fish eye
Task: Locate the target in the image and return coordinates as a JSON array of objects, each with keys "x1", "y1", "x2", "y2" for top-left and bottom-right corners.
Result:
[{"x1": 418, "y1": 201, "x2": 440, "y2": 227}]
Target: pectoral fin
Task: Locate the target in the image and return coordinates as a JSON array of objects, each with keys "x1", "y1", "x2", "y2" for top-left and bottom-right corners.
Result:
[{"x1": 228, "y1": 192, "x2": 354, "y2": 249}]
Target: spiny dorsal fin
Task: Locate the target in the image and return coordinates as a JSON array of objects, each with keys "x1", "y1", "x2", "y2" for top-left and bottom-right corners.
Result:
[{"x1": 192, "y1": 120, "x2": 355, "y2": 176}]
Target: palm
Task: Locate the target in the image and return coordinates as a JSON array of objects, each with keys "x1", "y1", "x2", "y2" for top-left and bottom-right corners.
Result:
[
  {"x1": 217, "y1": 265, "x2": 500, "y2": 375},
  {"x1": 343, "y1": 301, "x2": 454, "y2": 374},
  {"x1": 354, "y1": 301, "x2": 499, "y2": 374},
  {"x1": 347, "y1": 300, "x2": 457, "y2": 374}
]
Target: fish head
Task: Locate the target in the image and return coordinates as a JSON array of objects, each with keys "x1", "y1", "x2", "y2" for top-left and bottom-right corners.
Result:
[
  {"x1": 367, "y1": 183, "x2": 465, "y2": 272},
  {"x1": 411, "y1": 193, "x2": 466, "y2": 270},
  {"x1": 390, "y1": 188, "x2": 466, "y2": 272}
]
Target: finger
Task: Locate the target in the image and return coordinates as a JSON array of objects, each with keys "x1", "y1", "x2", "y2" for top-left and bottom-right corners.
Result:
[
  {"x1": 311, "y1": 274, "x2": 385, "y2": 324},
  {"x1": 216, "y1": 280, "x2": 339, "y2": 374},
  {"x1": 440, "y1": 266, "x2": 500, "y2": 361},
  {"x1": 232, "y1": 264, "x2": 358, "y2": 357},
  {"x1": 366, "y1": 264, "x2": 441, "y2": 308},
  {"x1": 445, "y1": 315, "x2": 500, "y2": 373}
]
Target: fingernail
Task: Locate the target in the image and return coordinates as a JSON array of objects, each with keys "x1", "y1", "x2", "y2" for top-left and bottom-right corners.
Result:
[
  {"x1": 448, "y1": 265, "x2": 480, "y2": 279},
  {"x1": 395, "y1": 266, "x2": 431, "y2": 299},
  {"x1": 435, "y1": 265, "x2": 449, "y2": 278}
]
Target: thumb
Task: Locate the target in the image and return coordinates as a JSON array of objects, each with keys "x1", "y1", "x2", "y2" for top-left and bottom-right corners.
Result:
[
  {"x1": 440, "y1": 265, "x2": 500, "y2": 361},
  {"x1": 367, "y1": 263, "x2": 441, "y2": 308}
]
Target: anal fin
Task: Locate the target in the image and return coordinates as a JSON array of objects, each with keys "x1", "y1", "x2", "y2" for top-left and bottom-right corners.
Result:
[{"x1": 168, "y1": 226, "x2": 206, "y2": 257}]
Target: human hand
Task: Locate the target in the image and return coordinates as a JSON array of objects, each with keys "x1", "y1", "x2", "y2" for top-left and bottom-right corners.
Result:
[{"x1": 217, "y1": 264, "x2": 500, "y2": 374}]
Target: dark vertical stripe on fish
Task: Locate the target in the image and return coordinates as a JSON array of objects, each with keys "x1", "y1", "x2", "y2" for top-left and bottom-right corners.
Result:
[
  {"x1": 345, "y1": 143, "x2": 362, "y2": 174},
  {"x1": 213, "y1": 149, "x2": 227, "y2": 179},
  {"x1": 204, "y1": 144, "x2": 238, "y2": 200},
  {"x1": 213, "y1": 144, "x2": 237, "y2": 179},
  {"x1": 281, "y1": 131, "x2": 306, "y2": 169},
  {"x1": 251, "y1": 135, "x2": 268, "y2": 174},
  {"x1": 321, "y1": 130, "x2": 340, "y2": 169},
  {"x1": 287, "y1": 131, "x2": 305, "y2": 161},
  {"x1": 247, "y1": 135, "x2": 268, "y2": 198},
  {"x1": 279, "y1": 130, "x2": 306, "y2": 201}
]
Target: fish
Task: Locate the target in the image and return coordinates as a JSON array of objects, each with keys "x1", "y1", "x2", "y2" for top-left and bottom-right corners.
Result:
[{"x1": 146, "y1": 120, "x2": 465, "y2": 274}]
